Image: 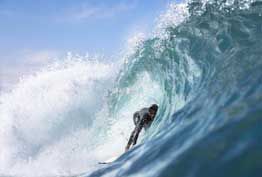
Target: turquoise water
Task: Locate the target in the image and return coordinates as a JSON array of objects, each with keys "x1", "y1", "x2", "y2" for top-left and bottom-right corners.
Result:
[
  {"x1": 87, "y1": 0, "x2": 262, "y2": 176},
  {"x1": 0, "y1": 0, "x2": 261, "y2": 177}
]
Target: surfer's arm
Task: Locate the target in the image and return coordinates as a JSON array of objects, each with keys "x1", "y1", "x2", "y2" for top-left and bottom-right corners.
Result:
[{"x1": 133, "y1": 112, "x2": 140, "y2": 125}]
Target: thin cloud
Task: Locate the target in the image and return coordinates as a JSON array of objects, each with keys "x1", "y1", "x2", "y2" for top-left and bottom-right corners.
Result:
[{"x1": 61, "y1": 2, "x2": 137, "y2": 22}]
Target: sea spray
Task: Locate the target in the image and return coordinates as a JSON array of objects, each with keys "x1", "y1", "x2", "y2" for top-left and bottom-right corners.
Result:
[{"x1": 0, "y1": 55, "x2": 117, "y2": 176}]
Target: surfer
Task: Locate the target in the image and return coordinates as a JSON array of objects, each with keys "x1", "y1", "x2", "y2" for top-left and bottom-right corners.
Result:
[{"x1": 125, "y1": 104, "x2": 158, "y2": 152}]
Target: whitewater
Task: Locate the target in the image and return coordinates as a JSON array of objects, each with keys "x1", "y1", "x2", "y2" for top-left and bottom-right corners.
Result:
[{"x1": 0, "y1": 0, "x2": 262, "y2": 177}]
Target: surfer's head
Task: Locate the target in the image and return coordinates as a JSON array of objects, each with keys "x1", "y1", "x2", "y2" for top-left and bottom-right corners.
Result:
[{"x1": 149, "y1": 104, "x2": 158, "y2": 118}]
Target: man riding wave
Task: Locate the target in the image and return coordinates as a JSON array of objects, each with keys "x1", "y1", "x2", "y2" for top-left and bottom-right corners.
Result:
[{"x1": 125, "y1": 104, "x2": 158, "y2": 152}]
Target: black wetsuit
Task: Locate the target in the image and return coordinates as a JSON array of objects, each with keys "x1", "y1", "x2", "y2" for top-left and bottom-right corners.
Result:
[{"x1": 127, "y1": 108, "x2": 154, "y2": 147}]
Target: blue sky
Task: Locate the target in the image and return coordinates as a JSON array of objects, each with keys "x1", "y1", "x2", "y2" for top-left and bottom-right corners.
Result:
[{"x1": 0, "y1": 0, "x2": 175, "y2": 91}]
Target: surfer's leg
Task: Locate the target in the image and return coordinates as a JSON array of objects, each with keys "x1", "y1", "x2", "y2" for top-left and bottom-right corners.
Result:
[{"x1": 125, "y1": 130, "x2": 135, "y2": 151}]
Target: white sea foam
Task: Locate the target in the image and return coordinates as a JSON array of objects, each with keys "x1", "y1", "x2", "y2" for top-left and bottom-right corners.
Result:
[
  {"x1": 154, "y1": 2, "x2": 189, "y2": 39},
  {"x1": 0, "y1": 55, "x2": 118, "y2": 176}
]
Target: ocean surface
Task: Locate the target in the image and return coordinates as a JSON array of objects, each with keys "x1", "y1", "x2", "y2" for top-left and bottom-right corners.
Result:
[{"x1": 0, "y1": 0, "x2": 262, "y2": 177}]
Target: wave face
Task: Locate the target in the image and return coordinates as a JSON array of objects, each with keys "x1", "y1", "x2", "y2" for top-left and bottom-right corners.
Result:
[
  {"x1": 87, "y1": 0, "x2": 262, "y2": 177},
  {"x1": 0, "y1": 0, "x2": 262, "y2": 177}
]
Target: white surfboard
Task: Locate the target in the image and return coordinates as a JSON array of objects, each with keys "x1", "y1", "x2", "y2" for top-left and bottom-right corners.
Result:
[{"x1": 98, "y1": 155, "x2": 119, "y2": 164}]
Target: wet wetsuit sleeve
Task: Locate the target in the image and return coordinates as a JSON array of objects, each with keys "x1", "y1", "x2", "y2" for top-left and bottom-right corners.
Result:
[{"x1": 133, "y1": 112, "x2": 140, "y2": 126}]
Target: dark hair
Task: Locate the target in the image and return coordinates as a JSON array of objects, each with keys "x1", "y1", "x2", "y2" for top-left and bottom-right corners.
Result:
[{"x1": 149, "y1": 104, "x2": 158, "y2": 112}]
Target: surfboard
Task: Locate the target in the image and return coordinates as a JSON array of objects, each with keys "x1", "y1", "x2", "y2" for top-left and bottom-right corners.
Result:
[{"x1": 98, "y1": 155, "x2": 119, "y2": 164}]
